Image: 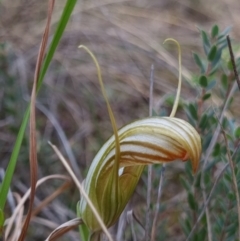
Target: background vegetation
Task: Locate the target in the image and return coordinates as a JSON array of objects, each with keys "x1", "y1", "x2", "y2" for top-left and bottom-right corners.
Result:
[{"x1": 1, "y1": 0, "x2": 240, "y2": 240}]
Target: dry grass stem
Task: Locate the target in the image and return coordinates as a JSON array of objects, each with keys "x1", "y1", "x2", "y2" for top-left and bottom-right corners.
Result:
[
  {"x1": 18, "y1": 1, "x2": 55, "y2": 240},
  {"x1": 127, "y1": 210, "x2": 137, "y2": 241},
  {"x1": 45, "y1": 218, "x2": 83, "y2": 241},
  {"x1": 31, "y1": 181, "x2": 72, "y2": 218},
  {"x1": 5, "y1": 175, "x2": 69, "y2": 239},
  {"x1": 151, "y1": 165, "x2": 165, "y2": 241},
  {"x1": 145, "y1": 64, "x2": 155, "y2": 241},
  {"x1": 36, "y1": 102, "x2": 82, "y2": 180},
  {"x1": 116, "y1": 208, "x2": 127, "y2": 241},
  {"x1": 7, "y1": 193, "x2": 24, "y2": 241},
  {"x1": 204, "y1": 191, "x2": 212, "y2": 241}
]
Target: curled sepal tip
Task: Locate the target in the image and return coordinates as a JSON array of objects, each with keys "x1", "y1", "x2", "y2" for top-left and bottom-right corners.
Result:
[{"x1": 163, "y1": 38, "x2": 182, "y2": 118}]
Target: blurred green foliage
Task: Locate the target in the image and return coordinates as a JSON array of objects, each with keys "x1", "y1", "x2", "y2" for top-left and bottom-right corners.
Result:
[{"x1": 177, "y1": 25, "x2": 240, "y2": 241}]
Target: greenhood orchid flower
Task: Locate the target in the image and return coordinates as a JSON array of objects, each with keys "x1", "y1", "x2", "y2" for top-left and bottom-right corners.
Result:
[
  {"x1": 79, "y1": 117, "x2": 201, "y2": 232},
  {"x1": 77, "y1": 41, "x2": 202, "y2": 238}
]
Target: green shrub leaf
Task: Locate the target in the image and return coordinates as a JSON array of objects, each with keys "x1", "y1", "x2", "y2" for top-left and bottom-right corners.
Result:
[
  {"x1": 217, "y1": 26, "x2": 232, "y2": 42},
  {"x1": 199, "y1": 75, "x2": 208, "y2": 88},
  {"x1": 211, "y1": 48, "x2": 222, "y2": 68},
  {"x1": 202, "y1": 93, "x2": 211, "y2": 100},
  {"x1": 208, "y1": 45, "x2": 217, "y2": 61},
  {"x1": 206, "y1": 80, "x2": 216, "y2": 90},
  {"x1": 193, "y1": 52, "x2": 206, "y2": 73},
  {"x1": 188, "y1": 192, "x2": 198, "y2": 210},
  {"x1": 188, "y1": 103, "x2": 198, "y2": 121},
  {"x1": 201, "y1": 30, "x2": 211, "y2": 55},
  {"x1": 235, "y1": 127, "x2": 240, "y2": 138},
  {"x1": 180, "y1": 176, "x2": 191, "y2": 191},
  {"x1": 221, "y1": 74, "x2": 228, "y2": 90},
  {"x1": 212, "y1": 143, "x2": 221, "y2": 157},
  {"x1": 199, "y1": 114, "x2": 208, "y2": 131},
  {"x1": 211, "y1": 25, "x2": 219, "y2": 38}
]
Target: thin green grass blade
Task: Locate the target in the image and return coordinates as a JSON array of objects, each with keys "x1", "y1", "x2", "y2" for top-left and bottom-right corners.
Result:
[
  {"x1": 0, "y1": 0, "x2": 77, "y2": 217},
  {"x1": 37, "y1": 0, "x2": 77, "y2": 91},
  {"x1": 0, "y1": 106, "x2": 30, "y2": 210}
]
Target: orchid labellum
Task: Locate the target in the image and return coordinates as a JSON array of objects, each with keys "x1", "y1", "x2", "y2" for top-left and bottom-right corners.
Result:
[{"x1": 77, "y1": 41, "x2": 201, "y2": 239}]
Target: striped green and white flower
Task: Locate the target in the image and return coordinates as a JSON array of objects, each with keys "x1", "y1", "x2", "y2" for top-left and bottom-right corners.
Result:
[
  {"x1": 77, "y1": 41, "x2": 202, "y2": 238},
  {"x1": 79, "y1": 116, "x2": 201, "y2": 232}
]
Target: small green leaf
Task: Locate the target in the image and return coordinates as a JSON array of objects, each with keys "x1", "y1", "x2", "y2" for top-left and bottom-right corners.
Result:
[
  {"x1": 184, "y1": 219, "x2": 192, "y2": 233},
  {"x1": 199, "y1": 114, "x2": 208, "y2": 131},
  {"x1": 180, "y1": 176, "x2": 191, "y2": 191},
  {"x1": 209, "y1": 64, "x2": 219, "y2": 75},
  {"x1": 199, "y1": 75, "x2": 208, "y2": 88},
  {"x1": 165, "y1": 95, "x2": 175, "y2": 106},
  {"x1": 217, "y1": 38, "x2": 228, "y2": 49},
  {"x1": 235, "y1": 166, "x2": 239, "y2": 176},
  {"x1": 192, "y1": 52, "x2": 206, "y2": 73},
  {"x1": 194, "y1": 172, "x2": 201, "y2": 189},
  {"x1": 228, "y1": 192, "x2": 235, "y2": 201},
  {"x1": 202, "y1": 93, "x2": 211, "y2": 101},
  {"x1": 217, "y1": 26, "x2": 232, "y2": 41},
  {"x1": 193, "y1": 233, "x2": 199, "y2": 241},
  {"x1": 197, "y1": 227, "x2": 207, "y2": 241},
  {"x1": 228, "y1": 59, "x2": 233, "y2": 70},
  {"x1": 206, "y1": 80, "x2": 216, "y2": 90},
  {"x1": 221, "y1": 74, "x2": 228, "y2": 90},
  {"x1": 188, "y1": 103, "x2": 198, "y2": 121},
  {"x1": 208, "y1": 45, "x2": 217, "y2": 61},
  {"x1": 201, "y1": 30, "x2": 211, "y2": 55},
  {"x1": 211, "y1": 49, "x2": 222, "y2": 68},
  {"x1": 203, "y1": 173, "x2": 211, "y2": 186},
  {"x1": 185, "y1": 162, "x2": 194, "y2": 182},
  {"x1": 226, "y1": 222, "x2": 238, "y2": 236},
  {"x1": 213, "y1": 143, "x2": 221, "y2": 157},
  {"x1": 188, "y1": 192, "x2": 198, "y2": 210},
  {"x1": 211, "y1": 25, "x2": 219, "y2": 38},
  {"x1": 236, "y1": 57, "x2": 240, "y2": 72},
  {"x1": 235, "y1": 127, "x2": 240, "y2": 138}
]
